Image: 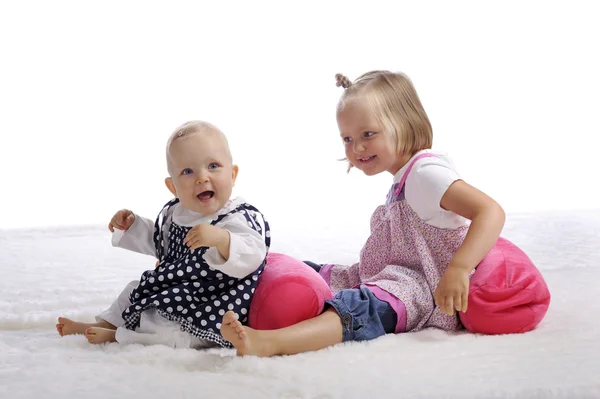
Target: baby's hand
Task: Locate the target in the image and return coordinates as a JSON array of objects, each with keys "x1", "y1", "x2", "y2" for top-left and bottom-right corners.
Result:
[
  {"x1": 184, "y1": 224, "x2": 224, "y2": 251},
  {"x1": 108, "y1": 209, "x2": 135, "y2": 232},
  {"x1": 434, "y1": 266, "x2": 470, "y2": 316}
]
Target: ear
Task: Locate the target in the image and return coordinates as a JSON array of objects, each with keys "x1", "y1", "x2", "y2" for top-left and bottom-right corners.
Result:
[
  {"x1": 231, "y1": 165, "x2": 239, "y2": 185},
  {"x1": 165, "y1": 177, "x2": 177, "y2": 197}
]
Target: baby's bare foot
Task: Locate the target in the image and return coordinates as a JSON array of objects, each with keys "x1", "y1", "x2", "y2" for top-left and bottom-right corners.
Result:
[
  {"x1": 220, "y1": 311, "x2": 273, "y2": 357},
  {"x1": 85, "y1": 327, "x2": 117, "y2": 344},
  {"x1": 56, "y1": 317, "x2": 115, "y2": 336},
  {"x1": 56, "y1": 317, "x2": 93, "y2": 336}
]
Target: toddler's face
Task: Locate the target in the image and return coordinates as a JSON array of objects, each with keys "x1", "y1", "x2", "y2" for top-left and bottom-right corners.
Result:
[
  {"x1": 337, "y1": 99, "x2": 405, "y2": 176},
  {"x1": 166, "y1": 131, "x2": 238, "y2": 216}
]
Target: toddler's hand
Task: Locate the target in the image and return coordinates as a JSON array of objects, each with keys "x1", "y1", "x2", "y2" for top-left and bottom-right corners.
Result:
[
  {"x1": 434, "y1": 266, "x2": 470, "y2": 316},
  {"x1": 184, "y1": 224, "x2": 221, "y2": 251},
  {"x1": 109, "y1": 209, "x2": 135, "y2": 232}
]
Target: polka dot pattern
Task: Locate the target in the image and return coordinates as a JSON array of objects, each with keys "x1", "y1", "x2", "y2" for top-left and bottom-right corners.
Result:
[{"x1": 121, "y1": 198, "x2": 270, "y2": 348}]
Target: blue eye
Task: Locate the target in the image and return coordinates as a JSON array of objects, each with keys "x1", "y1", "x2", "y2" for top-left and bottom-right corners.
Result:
[
  {"x1": 364, "y1": 131, "x2": 375, "y2": 138},
  {"x1": 208, "y1": 163, "x2": 219, "y2": 170},
  {"x1": 342, "y1": 137, "x2": 352, "y2": 143},
  {"x1": 182, "y1": 168, "x2": 193, "y2": 175}
]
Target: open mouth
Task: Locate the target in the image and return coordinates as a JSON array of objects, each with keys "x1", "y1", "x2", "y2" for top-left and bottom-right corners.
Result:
[
  {"x1": 358, "y1": 156, "x2": 376, "y2": 164},
  {"x1": 197, "y1": 191, "x2": 214, "y2": 202}
]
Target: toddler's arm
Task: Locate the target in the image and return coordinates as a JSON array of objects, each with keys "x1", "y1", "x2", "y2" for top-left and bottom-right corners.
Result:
[
  {"x1": 440, "y1": 180, "x2": 505, "y2": 273},
  {"x1": 434, "y1": 180, "x2": 505, "y2": 315}
]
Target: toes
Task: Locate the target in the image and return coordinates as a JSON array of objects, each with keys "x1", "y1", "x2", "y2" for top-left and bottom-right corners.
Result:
[
  {"x1": 223, "y1": 311, "x2": 239, "y2": 324},
  {"x1": 85, "y1": 331, "x2": 96, "y2": 344},
  {"x1": 234, "y1": 323, "x2": 244, "y2": 333}
]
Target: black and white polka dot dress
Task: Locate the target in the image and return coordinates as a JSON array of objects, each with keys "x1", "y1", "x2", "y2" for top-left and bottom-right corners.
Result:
[{"x1": 121, "y1": 198, "x2": 270, "y2": 348}]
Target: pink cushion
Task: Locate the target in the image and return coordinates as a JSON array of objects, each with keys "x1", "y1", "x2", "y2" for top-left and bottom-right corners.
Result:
[
  {"x1": 248, "y1": 252, "x2": 333, "y2": 330},
  {"x1": 459, "y1": 237, "x2": 551, "y2": 334}
]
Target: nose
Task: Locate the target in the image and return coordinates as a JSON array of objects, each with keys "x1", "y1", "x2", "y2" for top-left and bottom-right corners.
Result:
[
  {"x1": 196, "y1": 172, "x2": 209, "y2": 184},
  {"x1": 352, "y1": 141, "x2": 365, "y2": 154}
]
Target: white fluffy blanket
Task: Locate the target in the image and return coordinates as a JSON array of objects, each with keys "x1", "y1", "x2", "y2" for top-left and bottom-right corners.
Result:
[{"x1": 1, "y1": 210, "x2": 599, "y2": 398}]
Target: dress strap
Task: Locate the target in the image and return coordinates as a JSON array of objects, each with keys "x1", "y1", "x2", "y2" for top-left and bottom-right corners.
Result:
[
  {"x1": 153, "y1": 198, "x2": 180, "y2": 261},
  {"x1": 211, "y1": 203, "x2": 271, "y2": 250},
  {"x1": 394, "y1": 153, "x2": 438, "y2": 196}
]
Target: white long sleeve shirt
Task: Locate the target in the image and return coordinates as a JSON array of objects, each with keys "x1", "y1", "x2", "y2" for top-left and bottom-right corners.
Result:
[{"x1": 111, "y1": 197, "x2": 267, "y2": 279}]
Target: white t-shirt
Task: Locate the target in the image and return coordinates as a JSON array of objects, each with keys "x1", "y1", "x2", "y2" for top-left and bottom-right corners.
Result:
[{"x1": 393, "y1": 150, "x2": 469, "y2": 230}]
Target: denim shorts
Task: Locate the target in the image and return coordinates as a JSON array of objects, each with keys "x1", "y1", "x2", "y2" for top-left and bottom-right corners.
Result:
[
  {"x1": 325, "y1": 285, "x2": 398, "y2": 342},
  {"x1": 303, "y1": 260, "x2": 397, "y2": 342}
]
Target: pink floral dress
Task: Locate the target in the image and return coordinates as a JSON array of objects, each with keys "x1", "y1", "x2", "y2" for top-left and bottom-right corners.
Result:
[{"x1": 327, "y1": 154, "x2": 469, "y2": 332}]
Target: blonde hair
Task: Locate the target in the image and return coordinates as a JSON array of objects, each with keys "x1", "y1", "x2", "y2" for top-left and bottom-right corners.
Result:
[
  {"x1": 335, "y1": 70, "x2": 432, "y2": 170},
  {"x1": 165, "y1": 120, "x2": 232, "y2": 174}
]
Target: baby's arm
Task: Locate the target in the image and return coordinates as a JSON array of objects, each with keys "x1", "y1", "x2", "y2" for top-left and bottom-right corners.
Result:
[
  {"x1": 111, "y1": 213, "x2": 157, "y2": 257},
  {"x1": 202, "y1": 212, "x2": 267, "y2": 279}
]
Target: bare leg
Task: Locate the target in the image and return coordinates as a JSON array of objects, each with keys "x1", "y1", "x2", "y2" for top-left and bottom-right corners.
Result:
[
  {"x1": 85, "y1": 327, "x2": 117, "y2": 344},
  {"x1": 220, "y1": 309, "x2": 343, "y2": 357},
  {"x1": 56, "y1": 317, "x2": 116, "y2": 336}
]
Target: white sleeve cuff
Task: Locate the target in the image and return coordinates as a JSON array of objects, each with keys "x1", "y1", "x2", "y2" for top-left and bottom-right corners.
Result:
[
  {"x1": 110, "y1": 213, "x2": 157, "y2": 257},
  {"x1": 203, "y1": 214, "x2": 267, "y2": 279}
]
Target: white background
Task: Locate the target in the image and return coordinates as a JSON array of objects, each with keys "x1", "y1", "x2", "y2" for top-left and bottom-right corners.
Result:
[
  {"x1": 1, "y1": 0, "x2": 598, "y2": 231},
  {"x1": 1, "y1": 5, "x2": 600, "y2": 397}
]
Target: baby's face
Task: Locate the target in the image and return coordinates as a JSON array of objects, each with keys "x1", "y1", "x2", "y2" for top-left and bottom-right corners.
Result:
[{"x1": 166, "y1": 131, "x2": 238, "y2": 216}]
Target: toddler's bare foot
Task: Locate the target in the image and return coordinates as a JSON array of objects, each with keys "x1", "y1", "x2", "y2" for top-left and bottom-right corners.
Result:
[
  {"x1": 220, "y1": 311, "x2": 273, "y2": 357},
  {"x1": 56, "y1": 317, "x2": 115, "y2": 336},
  {"x1": 85, "y1": 327, "x2": 117, "y2": 344}
]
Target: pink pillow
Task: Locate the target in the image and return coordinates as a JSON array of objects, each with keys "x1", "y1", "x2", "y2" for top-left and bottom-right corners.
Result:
[
  {"x1": 460, "y1": 237, "x2": 551, "y2": 334},
  {"x1": 248, "y1": 252, "x2": 333, "y2": 330}
]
